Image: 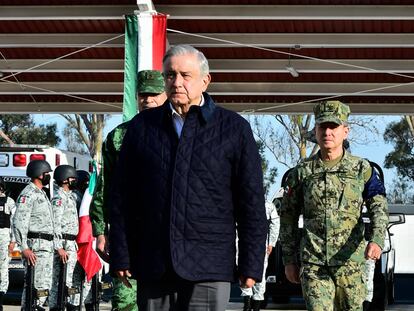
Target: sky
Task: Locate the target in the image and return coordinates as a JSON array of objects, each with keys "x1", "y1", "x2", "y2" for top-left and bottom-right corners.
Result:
[{"x1": 34, "y1": 113, "x2": 401, "y2": 196}]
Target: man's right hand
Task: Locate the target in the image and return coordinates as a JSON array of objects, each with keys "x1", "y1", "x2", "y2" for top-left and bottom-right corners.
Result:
[
  {"x1": 96, "y1": 234, "x2": 110, "y2": 262},
  {"x1": 285, "y1": 263, "x2": 300, "y2": 284},
  {"x1": 116, "y1": 270, "x2": 132, "y2": 288},
  {"x1": 22, "y1": 248, "x2": 37, "y2": 266}
]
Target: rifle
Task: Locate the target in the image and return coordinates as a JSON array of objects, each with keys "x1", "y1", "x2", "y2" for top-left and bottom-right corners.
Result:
[
  {"x1": 56, "y1": 261, "x2": 67, "y2": 311},
  {"x1": 91, "y1": 272, "x2": 112, "y2": 310},
  {"x1": 56, "y1": 261, "x2": 80, "y2": 311},
  {"x1": 24, "y1": 262, "x2": 36, "y2": 311},
  {"x1": 24, "y1": 262, "x2": 49, "y2": 311}
]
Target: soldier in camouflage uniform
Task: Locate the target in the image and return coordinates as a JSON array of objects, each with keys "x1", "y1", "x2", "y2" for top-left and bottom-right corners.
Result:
[
  {"x1": 280, "y1": 101, "x2": 388, "y2": 311},
  {"x1": 49, "y1": 165, "x2": 79, "y2": 311},
  {"x1": 241, "y1": 201, "x2": 279, "y2": 311},
  {"x1": 13, "y1": 160, "x2": 55, "y2": 310},
  {"x1": 90, "y1": 70, "x2": 166, "y2": 311},
  {"x1": 0, "y1": 177, "x2": 16, "y2": 311}
]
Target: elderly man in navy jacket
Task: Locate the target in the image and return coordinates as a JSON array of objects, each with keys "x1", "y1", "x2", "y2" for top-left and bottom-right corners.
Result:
[{"x1": 109, "y1": 44, "x2": 267, "y2": 311}]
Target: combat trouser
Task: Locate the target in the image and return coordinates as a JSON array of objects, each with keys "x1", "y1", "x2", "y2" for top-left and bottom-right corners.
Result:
[
  {"x1": 0, "y1": 229, "x2": 10, "y2": 293},
  {"x1": 300, "y1": 261, "x2": 366, "y2": 311},
  {"x1": 49, "y1": 245, "x2": 78, "y2": 309},
  {"x1": 111, "y1": 277, "x2": 138, "y2": 311},
  {"x1": 21, "y1": 249, "x2": 54, "y2": 309}
]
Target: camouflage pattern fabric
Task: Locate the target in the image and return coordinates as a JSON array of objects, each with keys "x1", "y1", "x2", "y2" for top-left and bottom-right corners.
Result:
[
  {"x1": 364, "y1": 259, "x2": 375, "y2": 302},
  {"x1": 14, "y1": 182, "x2": 55, "y2": 308},
  {"x1": 313, "y1": 100, "x2": 351, "y2": 125},
  {"x1": 0, "y1": 196, "x2": 16, "y2": 293},
  {"x1": 300, "y1": 262, "x2": 366, "y2": 311},
  {"x1": 49, "y1": 187, "x2": 79, "y2": 308},
  {"x1": 90, "y1": 121, "x2": 138, "y2": 311},
  {"x1": 112, "y1": 277, "x2": 138, "y2": 311},
  {"x1": 240, "y1": 201, "x2": 280, "y2": 301},
  {"x1": 280, "y1": 151, "x2": 388, "y2": 266},
  {"x1": 91, "y1": 121, "x2": 129, "y2": 237},
  {"x1": 71, "y1": 262, "x2": 93, "y2": 306},
  {"x1": 137, "y1": 70, "x2": 165, "y2": 94}
]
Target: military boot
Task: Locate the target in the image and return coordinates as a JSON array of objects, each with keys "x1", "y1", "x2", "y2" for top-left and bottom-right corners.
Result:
[
  {"x1": 85, "y1": 303, "x2": 95, "y2": 311},
  {"x1": 242, "y1": 296, "x2": 251, "y2": 311},
  {"x1": 251, "y1": 299, "x2": 261, "y2": 311},
  {"x1": 0, "y1": 291, "x2": 4, "y2": 311},
  {"x1": 363, "y1": 301, "x2": 371, "y2": 311}
]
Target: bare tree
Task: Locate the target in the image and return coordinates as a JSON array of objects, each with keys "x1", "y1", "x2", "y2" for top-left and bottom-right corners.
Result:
[
  {"x1": 248, "y1": 114, "x2": 381, "y2": 169},
  {"x1": 61, "y1": 114, "x2": 109, "y2": 160}
]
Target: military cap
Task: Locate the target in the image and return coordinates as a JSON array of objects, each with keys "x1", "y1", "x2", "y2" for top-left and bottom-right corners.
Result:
[
  {"x1": 313, "y1": 100, "x2": 351, "y2": 125},
  {"x1": 137, "y1": 70, "x2": 164, "y2": 94}
]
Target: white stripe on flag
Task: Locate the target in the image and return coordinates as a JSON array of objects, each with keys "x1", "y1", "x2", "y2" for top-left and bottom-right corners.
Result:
[{"x1": 137, "y1": 15, "x2": 154, "y2": 71}]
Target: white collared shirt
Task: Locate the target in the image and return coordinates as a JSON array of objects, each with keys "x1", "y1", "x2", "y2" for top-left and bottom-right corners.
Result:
[{"x1": 170, "y1": 96, "x2": 205, "y2": 137}]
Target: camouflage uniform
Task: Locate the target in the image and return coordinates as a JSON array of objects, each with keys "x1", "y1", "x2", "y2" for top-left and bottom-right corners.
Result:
[
  {"x1": 241, "y1": 201, "x2": 279, "y2": 301},
  {"x1": 0, "y1": 194, "x2": 16, "y2": 293},
  {"x1": 14, "y1": 182, "x2": 55, "y2": 308},
  {"x1": 280, "y1": 101, "x2": 388, "y2": 311},
  {"x1": 49, "y1": 187, "x2": 79, "y2": 309},
  {"x1": 90, "y1": 70, "x2": 165, "y2": 311}
]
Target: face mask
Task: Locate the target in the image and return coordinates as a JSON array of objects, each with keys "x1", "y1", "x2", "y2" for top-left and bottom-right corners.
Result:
[
  {"x1": 41, "y1": 174, "x2": 51, "y2": 186},
  {"x1": 68, "y1": 180, "x2": 77, "y2": 189}
]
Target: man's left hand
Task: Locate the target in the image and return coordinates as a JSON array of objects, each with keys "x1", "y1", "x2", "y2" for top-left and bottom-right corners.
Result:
[
  {"x1": 239, "y1": 276, "x2": 255, "y2": 289},
  {"x1": 365, "y1": 242, "x2": 382, "y2": 260},
  {"x1": 267, "y1": 245, "x2": 273, "y2": 255}
]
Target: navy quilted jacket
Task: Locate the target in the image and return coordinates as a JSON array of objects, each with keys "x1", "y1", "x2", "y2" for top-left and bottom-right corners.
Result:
[{"x1": 109, "y1": 93, "x2": 267, "y2": 282}]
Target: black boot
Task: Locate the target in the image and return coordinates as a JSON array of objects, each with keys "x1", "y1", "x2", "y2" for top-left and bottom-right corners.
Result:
[
  {"x1": 85, "y1": 303, "x2": 95, "y2": 311},
  {"x1": 0, "y1": 291, "x2": 4, "y2": 311},
  {"x1": 243, "y1": 296, "x2": 251, "y2": 311},
  {"x1": 251, "y1": 299, "x2": 261, "y2": 311},
  {"x1": 363, "y1": 300, "x2": 371, "y2": 311}
]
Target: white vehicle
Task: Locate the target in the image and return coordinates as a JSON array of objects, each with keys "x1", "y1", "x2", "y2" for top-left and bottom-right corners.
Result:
[
  {"x1": 0, "y1": 144, "x2": 92, "y2": 303},
  {"x1": 0, "y1": 144, "x2": 91, "y2": 200}
]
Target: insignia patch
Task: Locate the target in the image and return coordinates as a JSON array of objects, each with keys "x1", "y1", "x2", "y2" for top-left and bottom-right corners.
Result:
[
  {"x1": 18, "y1": 196, "x2": 27, "y2": 203},
  {"x1": 53, "y1": 199, "x2": 62, "y2": 207}
]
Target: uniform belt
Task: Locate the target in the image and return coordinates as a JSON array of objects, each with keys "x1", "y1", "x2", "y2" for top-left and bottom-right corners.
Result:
[
  {"x1": 27, "y1": 232, "x2": 54, "y2": 241},
  {"x1": 62, "y1": 233, "x2": 77, "y2": 241}
]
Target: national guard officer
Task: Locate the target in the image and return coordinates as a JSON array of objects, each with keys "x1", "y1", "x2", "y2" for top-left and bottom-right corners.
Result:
[
  {"x1": 13, "y1": 160, "x2": 55, "y2": 310},
  {"x1": 49, "y1": 165, "x2": 79, "y2": 311},
  {"x1": 280, "y1": 100, "x2": 389, "y2": 311},
  {"x1": 90, "y1": 69, "x2": 166, "y2": 311},
  {"x1": 241, "y1": 200, "x2": 279, "y2": 311},
  {"x1": 0, "y1": 177, "x2": 16, "y2": 311}
]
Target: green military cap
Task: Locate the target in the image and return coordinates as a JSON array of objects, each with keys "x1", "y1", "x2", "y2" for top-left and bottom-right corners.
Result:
[
  {"x1": 137, "y1": 70, "x2": 164, "y2": 94},
  {"x1": 313, "y1": 100, "x2": 351, "y2": 125}
]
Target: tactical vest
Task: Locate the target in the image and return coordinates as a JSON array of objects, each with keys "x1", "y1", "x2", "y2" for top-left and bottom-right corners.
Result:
[{"x1": 0, "y1": 196, "x2": 11, "y2": 228}]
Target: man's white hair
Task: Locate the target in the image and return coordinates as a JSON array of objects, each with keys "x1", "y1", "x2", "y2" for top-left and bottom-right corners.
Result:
[{"x1": 163, "y1": 44, "x2": 209, "y2": 76}]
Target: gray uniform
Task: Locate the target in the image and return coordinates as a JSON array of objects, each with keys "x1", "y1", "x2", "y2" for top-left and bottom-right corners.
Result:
[
  {"x1": 13, "y1": 182, "x2": 55, "y2": 308},
  {"x1": 49, "y1": 187, "x2": 79, "y2": 309},
  {"x1": 0, "y1": 195, "x2": 16, "y2": 293},
  {"x1": 241, "y1": 201, "x2": 280, "y2": 300}
]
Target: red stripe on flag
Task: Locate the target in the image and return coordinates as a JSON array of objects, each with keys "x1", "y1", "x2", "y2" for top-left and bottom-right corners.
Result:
[
  {"x1": 152, "y1": 14, "x2": 167, "y2": 71},
  {"x1": 77, "y1": 215, "x2": 102, "y2": 281}
]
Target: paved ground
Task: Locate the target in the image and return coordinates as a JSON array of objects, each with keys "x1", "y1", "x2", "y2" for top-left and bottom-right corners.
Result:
[{"x1": 4, "y1": 302, "x2": 414, "y2": 310}]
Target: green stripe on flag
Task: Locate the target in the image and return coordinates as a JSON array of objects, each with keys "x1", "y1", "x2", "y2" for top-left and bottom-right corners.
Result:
[{"x1": 122, "y1": 15, "x2": 138, "y2": 122}]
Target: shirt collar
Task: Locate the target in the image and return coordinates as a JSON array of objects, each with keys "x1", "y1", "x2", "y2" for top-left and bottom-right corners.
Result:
[{"x1": 169, "y1": 95, "x2": 205, "y2": 118}]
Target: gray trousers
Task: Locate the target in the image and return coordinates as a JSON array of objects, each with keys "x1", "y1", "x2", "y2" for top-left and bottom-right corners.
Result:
[{"x1": 137, "y1": 274, "x2": 230, "y2": 311}]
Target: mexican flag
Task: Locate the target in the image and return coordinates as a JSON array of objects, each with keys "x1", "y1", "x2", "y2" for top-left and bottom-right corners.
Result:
[
  {"x1": 76, "y1": 164, "x2": 102, "y2": 282},
  {"x1": 122, "y1": 13, "x2": 167, "y2": 121}
]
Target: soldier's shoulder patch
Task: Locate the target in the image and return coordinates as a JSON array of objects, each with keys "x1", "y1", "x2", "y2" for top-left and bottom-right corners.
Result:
[
  {"x1": 18, "y1": 196, "x2": 27, "y2": 204},
  {"x1": 52, "y1": 199, "x2": 62, "y2": 207}
]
